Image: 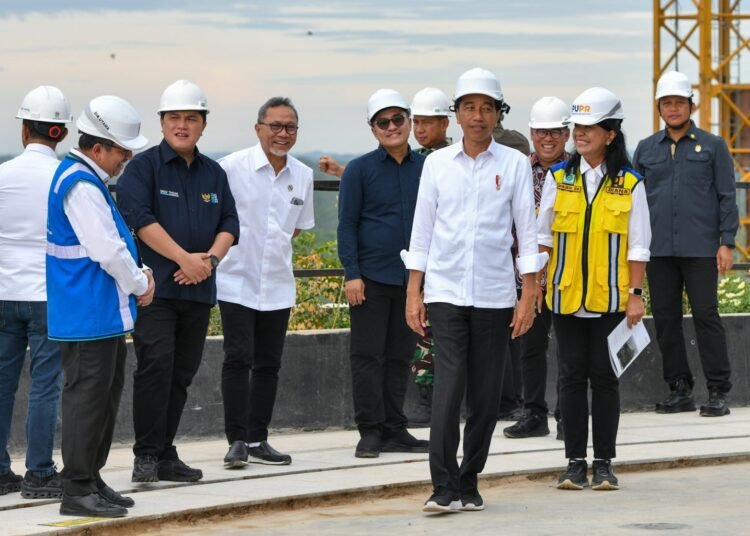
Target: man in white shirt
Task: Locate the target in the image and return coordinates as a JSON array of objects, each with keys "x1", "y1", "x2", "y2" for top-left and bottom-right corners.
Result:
[
  {"x1": 47, "y1": 96, "x2": 154, "y2": 518},
  {"x1": 0, "y1": 86, "x2": 70, "y2": 499},
  {"x1": 404, "y1": 68, "x2": 541, "y2": 513},
  {"x1": 218, "y1": 97, "x2": 314, "y2": 468}
]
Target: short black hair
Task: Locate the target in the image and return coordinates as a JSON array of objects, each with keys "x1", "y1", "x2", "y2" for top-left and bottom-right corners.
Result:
[
  {"x1": 159, "y1": 110, "x2": 207, "y2": 121},
  {"x1": 23, "y1": 119, "x2": 66, "y2": 142},
  {"x1": 78, "y1": 132, "x2": 116, "y2": 150},
  {"x1": 257, "y1": 97, "x2": 299, "y2": 124},
  {"x1": 450, "y1": 97, "x2": 509, "y2": 116}
]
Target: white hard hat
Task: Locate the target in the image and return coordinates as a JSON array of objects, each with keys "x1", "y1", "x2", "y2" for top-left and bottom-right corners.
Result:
[
  {"x1": 16, "y1": 85, "x2": 73, "y2": 124},
  {"x1": 570, "y1": 87, "x2": 625, "y2": 126},
  {"x1": 454, "y1": 67, "x2": 503, "y2": 101},
  {"x1": 529, "y1": 96, "x2": 570, "y2": 129},
  {"x1": 77, "y1": 95, "x2": 149, "y2": 151},
  {"x1": 410, "y1": 87, "x2": 452, "y2": 117},
  {"x1": 158, "y1": 80, "x2": 210, "y2": 114},
  {"x1": 367, "y1": 89, "x2": 409, "y2": 123},
  {"x1": 655, "y1": 71, "x2": 693, "y2": 100}
]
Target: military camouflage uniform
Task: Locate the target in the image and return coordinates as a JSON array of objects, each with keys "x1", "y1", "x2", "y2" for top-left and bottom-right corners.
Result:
[{"x1": 409, "y1": 138, "x2": 452, "y2": 387}]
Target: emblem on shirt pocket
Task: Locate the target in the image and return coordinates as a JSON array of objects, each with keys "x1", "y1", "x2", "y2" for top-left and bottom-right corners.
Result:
[{"x1": 201, "y1": 193, "x2": 219, "y2": 204}]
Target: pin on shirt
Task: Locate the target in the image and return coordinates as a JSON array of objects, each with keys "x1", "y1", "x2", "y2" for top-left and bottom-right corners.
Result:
[
  {"x1": 695, "y1": 144, "x2": 702, "y2": 153},
  {"x1": 288, "y1": 184, "x2": 294, "y2": 192},
  {"x1": 495, "y1": 174, "x2": 501, "y2": 191}
]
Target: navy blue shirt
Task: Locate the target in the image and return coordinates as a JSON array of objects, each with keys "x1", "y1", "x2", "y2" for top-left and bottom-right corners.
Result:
[
  {"x1": 337, "y1": 145, "x2": 425, "y2": 285},
  {"x1": 117, "y1": 139, "x2": 239, "y2": 305}
]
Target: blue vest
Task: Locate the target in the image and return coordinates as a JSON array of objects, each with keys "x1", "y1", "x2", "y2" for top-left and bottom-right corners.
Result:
[{"x1": 47, "y1": 155, "x2": 140, "y2": 341}]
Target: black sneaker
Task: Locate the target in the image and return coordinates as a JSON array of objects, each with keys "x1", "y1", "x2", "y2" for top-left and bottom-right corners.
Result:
[
  {"x1": 99, "y1": 485, "x2": 135, "y2": 508},
  {"x1": 503, "y1": 413, "x2": 550, "y2": 439},
  {"x1": 557, "y1": 459, "x2": 588, "y2": 490},
  {"x1": 21, "y1": 470, "x2": 63, "y2": 499},
  {"x1": 699, "y1": 391, "x2": 730, "y2": 417},
  {"x1": 224, "y1": 440, "x2": 249, "y2": 468},
  {"x1": 157, "y1": 458, "x2": 203, "y2": 482},
  {"x1": 132, "y1": 455, "x2": 159, "y2": 483},
  {"x1": 380, "y1": 429, "x2": 429, "y2": 453},
  {"x1": 0, "y1": 470, "x2": 22, "y2": 495},
  {"x1": 591, "y1": 459, "x2": 619, "y2": 490},
  {"x1": 60, "y1": 492, "x2": 127, "y2": 518},
  {"x1": 460, "y1": 489, "x2": 484, "y2": 511},
  {"x1": 498, "y1": 406, "x2": 525, "y2": 421},
  {"x1": 355, "y1": 434, "x2": 381, "y2": 458},
  {"x1": 422, "y1": 487, "x2": 461, "y2": 513},
  {"x1": 246, "y1": 441, "x2": 291, "y2": 465},
  {"x1": 655, "y1": 378, "x2": 696, "y2": 413}
]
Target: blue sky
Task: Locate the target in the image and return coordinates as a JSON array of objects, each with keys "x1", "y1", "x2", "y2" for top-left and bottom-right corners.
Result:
[{"x1": 0, "y1": 1, "x2": 672, "y2": 156}]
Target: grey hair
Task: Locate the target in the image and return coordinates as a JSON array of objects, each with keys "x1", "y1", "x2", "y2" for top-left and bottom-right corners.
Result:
[{"x1": 257, "y1": 97, "x2": 299, "y2": 124}]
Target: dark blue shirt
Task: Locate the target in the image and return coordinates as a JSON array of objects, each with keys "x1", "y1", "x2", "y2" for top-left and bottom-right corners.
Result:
[
  {"x1": 337, "y1": 145, "x2": 424, "y2": 285},
  {"x1": 633, "y1": 121, "x2": 738, "y2": 257},
  {"x1": 116, "y1": 139, "x2": 239, "y2": 304}
]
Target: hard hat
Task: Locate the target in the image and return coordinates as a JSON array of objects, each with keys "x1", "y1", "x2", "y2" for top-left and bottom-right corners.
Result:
[
  {"x1": 16, "y1": 86, "x2": 73, "y2": 124},
  {"x1": 528, "y1": 96, "x2": 570, "y2": 129},
  {"x1": 157, "y1": 80, "x2": 210, "y2": 114},
  {"x1": 570, "y1": 87, "x2": 625, "y2": 126},
  {"x1": 655, "y1": 71, "x2": 693, "y2": 100},
  {"x1": 410, "y1": 87, "x2": 452, "y2": 117},
  {"x1": 77, "y1": 95, "x2": 149, "y2": 151},
  {"x1": 367, "y1": 89, "x2": 409, "y2": 122},
  {"x1": 454, "y1": 67, "x2": 503, "y2": 101}
]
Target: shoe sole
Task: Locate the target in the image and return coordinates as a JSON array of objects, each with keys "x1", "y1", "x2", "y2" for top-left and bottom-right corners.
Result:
[
  {"x1": 0, "y1": 485, "x2": 21, "y2": 495},
  {"x1": 380, "y1": 446, "x2": 429, "y2": 453},
  {"x1": 21, "y1": 489, "x2": 62, "y2": 499},
  {"x1": 557, "y1": 479, "x2": 588, "y2": 490},
  {"x1": 60, "y1": 505, "x2": 127, "y2": 518},
  {"x1": 224, "y1": 459, "x2": 248, "y2": 469},
  {"x1": 700, "y1": 407, "x2": 730, "y2": 417},
  {"x1": 503, "y1": 429, "x2": 550, "y2": 439},
  {"x1": 131, "y1": 474, "x2": 159, "y2": 483},
  {"x1": 355, "y1": 451, "x2": 380, "y2": 459},
  {"x1": 247, "y1": 456, "x2": 291, "y2": 466},
  {"x1": 460, "y1": 503, "x2": 484, "y2": 511},
  {"x1": 157, "y1": 474, "x2": 202, "y2": 482},
  {"x1": 655, "y1": 403, "x2": 696, "y2": 414},
  {"x1": 591, "y1": 480, "x2": 619, "y2": 491},
  {"x1": 422, "y1": 500, "x2": 461, "y2": 513}
]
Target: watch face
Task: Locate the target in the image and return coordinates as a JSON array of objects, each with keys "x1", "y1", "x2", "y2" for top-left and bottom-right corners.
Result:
[{"x1": 210, "y1": 255, "x2": 219, "y2": 268}]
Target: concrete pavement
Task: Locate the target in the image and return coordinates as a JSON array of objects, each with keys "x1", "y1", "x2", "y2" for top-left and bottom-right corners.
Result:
[{"x1": 1, "y1": 408, "x2": 749, "y2": 535}]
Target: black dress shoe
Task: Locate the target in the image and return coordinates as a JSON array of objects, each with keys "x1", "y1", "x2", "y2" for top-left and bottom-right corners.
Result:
[
  {"x1": 355, "y1": 434, "x2": 381, "y2": 458},
  {"x1": 224, "y1": 440, "x2": 249, "y2": 468},
  {"x1": 60, "y1": 492, "x2": 128, "y2": 518},
  {"x1": 503, "y1": 413, "x2": 550, "y2": 438},
  {"x1": 246, "y1": 441, "x2": 292, "y2": 465},
  {"x1": 380, "y1": 429, "x2": 429, "y2": 453},
  {"x1": 132, "y1": 454, "x2": 159, "y2": 483},
  {"x1": 700, "y1": 391, "x2": 730, "y2": 417},
  {"x1": 655, "y1": 378, "x2": 696, "y2": 413},
  {"x1": 157, "y1": 458, "x2": 203, "y2": 482},
  {"x1": 99, "y1": 485, "x2": 135, "y2": 508}
]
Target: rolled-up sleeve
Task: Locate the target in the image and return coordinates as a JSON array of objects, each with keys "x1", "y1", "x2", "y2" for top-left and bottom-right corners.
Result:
[
  {"x1": 627, "y1": 181, "x2": 651, "y2": 262},
  {"x1": 337, "y1": 160, "x2": 363, "y2": 281},
  {"x1": 511, "y1": 158, "x2": 541, "y2": 274},
  {"x1": 404, "y1": 159, "x2": 437, "y2": 272}
]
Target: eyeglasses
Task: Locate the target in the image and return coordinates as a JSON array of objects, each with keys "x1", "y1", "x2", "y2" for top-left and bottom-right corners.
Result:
[
  {"x1": 532, "y1": 128, "x2": 566, "y2": 140},
  {"x1": 373, "y1": 114, "x2": 407, "y2": 131},
  {"x1": 258, "y1": 122, "x2": 299, "y2": 135}
]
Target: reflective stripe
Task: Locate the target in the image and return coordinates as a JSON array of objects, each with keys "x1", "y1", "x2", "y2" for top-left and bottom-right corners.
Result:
[
  {"x1": 552, "y1": 233, "x2": 566, "y2": 314},
  {"x1": 53, "y1": 162, "x2": 88, "y2": 194},
  {"x1": 46, "y1": 242, "x2": 87, "y2": 259},
  {"x1": 608, "y1": 233, "x2": 620, "y2": 312}
]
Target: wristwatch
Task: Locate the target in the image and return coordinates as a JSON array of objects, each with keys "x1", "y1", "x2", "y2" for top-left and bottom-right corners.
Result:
[
  {"x1": 209, "y1": 255, "x2": 220, "y2": 269},
  {"x1": 628, "y1": 287, "x2": 643, "y2": 296}
]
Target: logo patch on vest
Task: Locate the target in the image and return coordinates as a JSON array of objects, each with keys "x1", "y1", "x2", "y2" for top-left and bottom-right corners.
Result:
[
  {"x1": 563, "y1": 173, "x2": 575, "y2": 185},
  {"x1": 557, "y1": 183, "x2": 581, "y2": 193}
]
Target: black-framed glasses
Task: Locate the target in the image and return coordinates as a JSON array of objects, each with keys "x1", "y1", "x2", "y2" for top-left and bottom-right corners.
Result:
[
  {"x1": 532, "y1": 128, "x2": 566, "y2": 140},
  {"x1": 373, "y1": 114, "x2": 407, "y2": 131},
  {"x1": 258, "y1": 122, "x2": 299, "y2": 135}
]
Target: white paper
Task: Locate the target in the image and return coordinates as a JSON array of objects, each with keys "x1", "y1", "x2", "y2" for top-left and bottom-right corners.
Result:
[{"x1": 607, "y1": 318, "x2": 651, "y2": 378}]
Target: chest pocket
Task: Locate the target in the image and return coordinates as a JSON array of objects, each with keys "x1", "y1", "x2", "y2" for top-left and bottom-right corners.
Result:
[
  {"x1": 601, "y1": 194, "x2": 632, "y2": 234},
  {"x1": 551, "y1": 190, "x2": 581, "y2": 234}
]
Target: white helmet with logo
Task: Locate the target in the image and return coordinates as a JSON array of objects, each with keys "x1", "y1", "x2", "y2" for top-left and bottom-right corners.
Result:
[
  {"x1": 411, "y1": 87, "x2": 451, "y2": 117},
  {"x1": 16, "y1": 86, "x2": 73, "y2": 124},
  {"x1": 367, "y1": 89, "x2": 409, "y2": 123},
  {"x1": 77, "y1": 95, "x2": 149, "y2": 151},
  {"x1": 529, "y1": 96, "x2": 570, "y2": 129},
  {"x1": 570, "y1": 87, "x2": 625, "y2": 126},
  {"x1": 454, "y1": 67, "x2": 503, "y2": 101},
  {"x1": 158, "y1": 80, "x2": 210, "y2": 114},
  {"x1": 655, "y1": 71, "x2": 693, "y2": 100}
]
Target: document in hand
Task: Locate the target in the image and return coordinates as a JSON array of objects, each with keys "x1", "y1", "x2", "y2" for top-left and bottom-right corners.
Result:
[{"x1": 607, "y1": 318, "x2": 651, "y2": 378}]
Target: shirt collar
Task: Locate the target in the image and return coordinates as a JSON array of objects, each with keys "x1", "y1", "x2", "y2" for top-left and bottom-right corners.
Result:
[
  {"x1": 377, "y1": 144, "x2": 414, "y2": 162},
  {"x1": 657, "y1": 119, "x2": 698, "y2": 143},
  {"x1": 580, "y1": 157, "x2": 606, "y2": 179},
  {"x1": 158, "y1": 138, "x2": 201, "y2": 165},
  {"x1": 452, "y1": 137, "x2": 500, "y2": 160},
  {"x1": 70, "y1": 148, "x2": 111, "y2": 183},
  {"x1": 529, "y1": 151, "x2": 568, "y2": 169},
  {"x1": 25, "y1": 143, "x2": 57, "y2": 159},
  {"x1": 251, "y1": 142, "x2": 289, "y2": 175}
]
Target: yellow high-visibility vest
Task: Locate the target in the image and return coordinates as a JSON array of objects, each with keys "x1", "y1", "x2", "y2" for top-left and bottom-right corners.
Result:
[{"x1": 546, "y1": 164, "x2": 642, "y2": 315}]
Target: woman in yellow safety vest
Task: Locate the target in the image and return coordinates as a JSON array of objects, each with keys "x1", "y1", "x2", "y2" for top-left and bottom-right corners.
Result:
[{"x1": 537, "y1": 87, "x2": 651, "y2": 491}]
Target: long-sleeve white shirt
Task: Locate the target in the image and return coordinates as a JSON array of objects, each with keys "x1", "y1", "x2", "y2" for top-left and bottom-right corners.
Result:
[
  {"x1": 64, "y1": 149, "x2": 148, "y2": 297},
  {"x1": 404, "y1": 139, "x2": 546, "y2": 309},
  {"x1": 536, "y1": 157, "x2": 651, "y2": 317}
]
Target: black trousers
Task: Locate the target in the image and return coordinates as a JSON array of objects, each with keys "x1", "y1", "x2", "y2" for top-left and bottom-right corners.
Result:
[
  {"x1": 519, "y1": 300, "x2": 554, "y2": 417},
  {"x1": 553, "y1": 313, "x2": 623, "y2": 460},
  {"x1": 132, "y1": 298, "x2": 212, "y2": 459},
  {"x1": 647, "y1": 257, "x2": 732, "y2": 393},
  {"x1": 60, "y1": 337, "x2": 125, "y2": 495},
  {"x1": 219, "y1": 301, "x2": 290, "y2": 444},
  {"x1": 349, "y1": 277, "x2": 416, "y2": 436},
  {"x1": 428, "y1": 303, "x2": 512, "y2": 493},
  {"x1": 500, "y1": 337, "x2": 523, "y2": 412}
]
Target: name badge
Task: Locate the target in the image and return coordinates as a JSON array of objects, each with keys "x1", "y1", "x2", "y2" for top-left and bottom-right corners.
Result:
[{"x1": 159, "y1": 189, "x2": 179, "y2": 198}]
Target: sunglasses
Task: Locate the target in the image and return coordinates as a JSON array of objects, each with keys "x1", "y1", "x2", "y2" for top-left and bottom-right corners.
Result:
[
  {"x1": 258, "y1": 122, "x2": 299, "y2": 135},
  {"x1": 373, "y1": 114, "x2": 407, "y2": 131}
]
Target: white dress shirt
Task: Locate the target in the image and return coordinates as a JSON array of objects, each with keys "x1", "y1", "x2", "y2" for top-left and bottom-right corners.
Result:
[
  {"x1": 0, "y1": 144, "x2": 59, "y2": 301},
  {"x1": 217, "y1": 144, "x2": 315, "y2": 311},
  {"x1": 404, "y1": 139, "x2": 546, "y2": 309},
  {"x1": 537, "y1": 157, "x2": 651, "y2": 317},
  {"x1": 64, "y1": 149, "x2": 148, "y2": 297}
]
